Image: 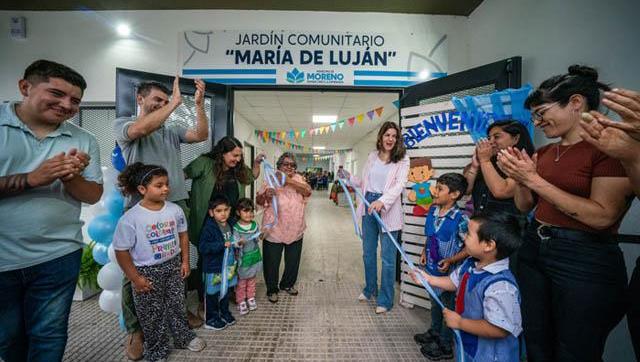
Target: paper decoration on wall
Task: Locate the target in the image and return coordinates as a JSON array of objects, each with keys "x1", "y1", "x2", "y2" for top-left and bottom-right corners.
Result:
[
  {"x1": 407, "y1": 157, "x2": 435, "y2": 216},
  {"x1": 402, "y1": 84, "x2": 533, "y2": 147},
  {"x1": 451, "y1": 84, "x2": 533, "y2": 142}
]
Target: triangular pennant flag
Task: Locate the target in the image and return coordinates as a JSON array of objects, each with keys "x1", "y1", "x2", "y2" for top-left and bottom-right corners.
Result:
[
  {"x1": 280, "y1": 131, "x2": 286, "y2": 139},
  {"x1": 295, "y1": 131, "x2": 300, "y2": 139},
  {"x1": 325, "y1": 126, "x2": 331, "y2": 133},
  {"x1": 367, "y1": 110, "x2": 374, "y2": 120},
  {"x1": 348, "y1": 117, "x2": 355, "y2": 126},
  {"x1": 301, "y1": 129, "x2": 306, "y2": 138},
  {"x1": 338, "y1": 120, "x2": 345, "y2": 129},
  {"x1": 392, "y1": 100, "x2": 400, "y2": 109},
  {"x1": 357, "y1": 114, "x2": 364, "y2": 123},
  {"x1": 331, "y1": 124, "x2": 336, "y2": 132},
  {"x1": 375, "y1": 107, "x2": 384, "y2": 117}
]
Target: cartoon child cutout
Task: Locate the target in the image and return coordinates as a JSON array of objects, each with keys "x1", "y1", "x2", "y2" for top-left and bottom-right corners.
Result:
[{"x1": 407, "y1": 157, "x2": 435, "y2": 216}]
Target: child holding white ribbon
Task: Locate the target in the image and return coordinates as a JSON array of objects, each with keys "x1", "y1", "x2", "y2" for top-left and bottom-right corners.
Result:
[
  {"x1": 199, "y1": 195, "x2": 238, "y2": 330},
  {"x1": 412, "y1": 212, "x2": 523, "y2": 362},
  {"x1": 232, "y1": 197, "x2": 263, "y2": 315}
]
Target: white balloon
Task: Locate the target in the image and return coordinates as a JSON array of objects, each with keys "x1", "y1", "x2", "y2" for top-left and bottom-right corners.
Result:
[
  {"x1": 108, "y1": 244, "x2": 117, "y2": 264},
  {"x1": 98, "y1": 290, "x2": 122, "y2": 314},
  {"x1": 97, "y1": 262, "x2": 123, "y2": 291}
]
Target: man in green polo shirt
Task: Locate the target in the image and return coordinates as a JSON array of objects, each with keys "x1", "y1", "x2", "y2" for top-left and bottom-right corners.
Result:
[
  {"x1": 0, "y1": 60, "x2": 103, "y2": 362},
  {"x1": 113, "y1": 76, "x2": 209, "y2": 360}
]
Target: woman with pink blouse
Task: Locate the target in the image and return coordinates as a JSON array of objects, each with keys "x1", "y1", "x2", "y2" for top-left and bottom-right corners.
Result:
[{"x1": 256, "y1": 152, "x2": 312, "y2": 303}]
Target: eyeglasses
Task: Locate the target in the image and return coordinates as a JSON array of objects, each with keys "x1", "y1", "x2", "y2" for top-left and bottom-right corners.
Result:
[
  {"x1": 532, "y1": 102, "x2": 558, "y2": 121},
  {"x1": 281, "y1": 161, "x2": 297, "y2": 169}
]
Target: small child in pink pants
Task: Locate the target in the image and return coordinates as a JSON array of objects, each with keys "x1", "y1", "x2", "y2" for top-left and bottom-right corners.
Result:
[{"x1": 232, "y1": 198, "x2": 263, "y2": 315}]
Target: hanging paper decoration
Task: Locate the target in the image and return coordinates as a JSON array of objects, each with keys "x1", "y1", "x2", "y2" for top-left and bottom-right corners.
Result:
[
  {"x1": 451, "y1": 84, "x2": 533, "y2": 142},
  {"x1": 338, "y1": 120, "x2": 345, "y2": 129},
  {"x1": 375, "y1": 107, "x2": 384, "y2": 117},
  {"x1": 348, "y1": 117, "x2": 355, "y2": 126},
  {"x1": 356, "y1": 114, "x2": 364, "y2": 123},
  {"x1": 366, "y1": 111, "x2": 374, "y2": 120},
  {"x1": 392, "y1": 100, "x2": 400, "y2": 109}
]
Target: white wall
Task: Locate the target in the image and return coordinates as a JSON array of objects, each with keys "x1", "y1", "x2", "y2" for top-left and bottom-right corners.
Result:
[
  {"x1": 0, "y1": 10, "x2": 470, "y2": 102},
  {"x1": 233, "y1": 111, "x2": 283, "y2": 193},
  {"x1": 468, "y1": 1, "x2": 640, "y2": 360},
  {"x1": 468, "y1": 0, "x2": 640, "y2": 145}
]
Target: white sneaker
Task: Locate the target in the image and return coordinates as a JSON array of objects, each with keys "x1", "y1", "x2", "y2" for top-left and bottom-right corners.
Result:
[
  {"x1": 247, "y1": 298, "x2": 257, "y2": 311},
  {"x1": 238, "y1": 301, "x2": 249, "y2": 315},
  {"x1": 187, "y1": 337, "x2": 206, "y2": 352},
  {"x1": 375, "y1": 306, "x2": 388, "y2": 314},
  {"x1": 358, "y1": 293, "x2": 370, "y2": 302}
]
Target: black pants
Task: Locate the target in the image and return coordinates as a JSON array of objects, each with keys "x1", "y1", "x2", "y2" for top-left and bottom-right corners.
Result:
[
  {"x1": 628, "y1": 256, "x2": 640, "y2": 362},
  {"x1": 517, "y1": 223, "x2": 627, "y2": 362},
  {"x1": 262, "y1": 238, "x2": 303, "y2": 295}
]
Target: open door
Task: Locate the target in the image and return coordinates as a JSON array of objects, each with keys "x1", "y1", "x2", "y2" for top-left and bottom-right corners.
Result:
[{"x1": 397, "y1": 57, "x2": 522, "y2": 309}]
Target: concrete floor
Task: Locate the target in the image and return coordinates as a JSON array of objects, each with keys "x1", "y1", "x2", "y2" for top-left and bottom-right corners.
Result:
[{"x1": 63, "y1": 192, "x2": 435, "y2": 361}]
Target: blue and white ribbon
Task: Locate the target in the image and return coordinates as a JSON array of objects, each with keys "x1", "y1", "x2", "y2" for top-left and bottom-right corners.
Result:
[
  {"x1": 219, "y1": 160, "x2": 284, "y2": 301},
  {"x1": 337, "y1": 178, "x2": 466, "y2": 362}
]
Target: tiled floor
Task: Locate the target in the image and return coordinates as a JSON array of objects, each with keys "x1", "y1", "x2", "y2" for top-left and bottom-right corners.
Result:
[{"x1": 64, "y1": 192, "x2": 437, "y2": 361}]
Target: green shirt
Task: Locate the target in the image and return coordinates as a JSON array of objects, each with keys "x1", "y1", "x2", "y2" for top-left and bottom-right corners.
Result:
[{"x1": 184, "y1": 155, "x2": 254, "y2": 246}]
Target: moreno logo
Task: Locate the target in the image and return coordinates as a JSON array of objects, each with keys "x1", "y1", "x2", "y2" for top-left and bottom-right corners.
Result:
[{"x1": 286, "y1": 68, "x2": 305, "y2": 83}]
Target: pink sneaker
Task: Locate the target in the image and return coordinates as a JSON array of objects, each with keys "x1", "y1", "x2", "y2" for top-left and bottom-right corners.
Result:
[
  {"x1": 247, "y1": 298, "x2": 257, "y2": 311},
  {"x1": 238, "y1": 301, "x2": 249, "y2": 315}
]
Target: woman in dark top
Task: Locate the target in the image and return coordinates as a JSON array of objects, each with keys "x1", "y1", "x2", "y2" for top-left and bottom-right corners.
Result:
[
  {"x1": 497, "y1": 65, "x2": 633, "y2": 361},
  {"x1": 464, "y1": 120, "x2": 535, "y2": 217}
]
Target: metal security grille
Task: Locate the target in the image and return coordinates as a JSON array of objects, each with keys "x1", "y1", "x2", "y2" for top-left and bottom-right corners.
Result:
[
  {"x1": 79, "y1": 107, "x2": 116, "y2": 168},
  {"x1": 399, "y1": 85, "x2": 495, "y2": 310}
]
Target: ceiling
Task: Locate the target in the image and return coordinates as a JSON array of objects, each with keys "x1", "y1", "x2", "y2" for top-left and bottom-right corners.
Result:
[
  {"x1": 235, "y1": 90, "x2": 399, "y2": 150},
  {"x1": 1, "y1": 0, "x2": 484, "y2": 16}
]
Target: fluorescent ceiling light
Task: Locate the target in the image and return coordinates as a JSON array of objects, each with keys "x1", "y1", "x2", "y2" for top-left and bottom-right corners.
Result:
[
  {"x1": 313, "y1": 146, "x2": 326, "y2": 150},
  {"x1": 312, "y1": 115, "x2": 337, "y2": 124},
  {"x1": 116, "y1": 23, "x2": 131, "y2": 37},
  {"x1": 313, "y1": 154, "x2": 320, "y2": 157},
  {"x1": 418, "y1": 70, "x2": 430, "y2": 80}
]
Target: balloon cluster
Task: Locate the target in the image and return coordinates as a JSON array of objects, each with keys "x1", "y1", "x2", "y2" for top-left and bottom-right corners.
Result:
[{"x1": 81, "y1": 145, "x2": 127, "y2": 319}]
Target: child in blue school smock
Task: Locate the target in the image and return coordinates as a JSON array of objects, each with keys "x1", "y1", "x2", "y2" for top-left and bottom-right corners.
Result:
[
  {"x1": 415, "y1": 173, "x2": 470, "y2": 360},
  {"x1": 412, "y1": 212, "x2": 523, "y2": 362}
]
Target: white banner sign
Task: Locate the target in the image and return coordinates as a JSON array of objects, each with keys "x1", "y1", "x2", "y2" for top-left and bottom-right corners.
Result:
[{"x1": 180, "y1": 30, "x2": 448, "y2": 87}]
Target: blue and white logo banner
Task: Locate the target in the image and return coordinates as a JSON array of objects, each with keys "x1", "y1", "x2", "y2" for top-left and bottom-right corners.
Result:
[{"x1": 180, "y1": 30, "x2": 448, "y2": 87}]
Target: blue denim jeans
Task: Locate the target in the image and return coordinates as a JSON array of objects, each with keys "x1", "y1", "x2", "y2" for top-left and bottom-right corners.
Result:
[
  {"x1": 0, "y1": 249, "x2": 82, "y2": 362},
  {"x1": 430, "y1": 291, "x2": 455, "y2": 345},
  {"x1": 362, "y1": 192, "x2": 399, "y2": 310}
]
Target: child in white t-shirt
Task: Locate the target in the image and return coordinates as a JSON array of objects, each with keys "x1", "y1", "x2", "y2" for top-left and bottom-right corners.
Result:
[{"x1": 113, "y1": 162, "x2": 205, "y2": 362}]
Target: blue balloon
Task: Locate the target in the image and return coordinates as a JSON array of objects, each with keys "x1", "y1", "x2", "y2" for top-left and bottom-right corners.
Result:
[
  {"x1": 92, "y1": 242, "x2": 109, "y2": 265},
  {"x1": 88, "y1": 213, "x2": 118, "y2": 245},
  {"x1": 104, "y1": 189, "x2": 125, "y2": 217},
  {"x1": 111, "y1": 144, "x2": 126, "y2": 172}
]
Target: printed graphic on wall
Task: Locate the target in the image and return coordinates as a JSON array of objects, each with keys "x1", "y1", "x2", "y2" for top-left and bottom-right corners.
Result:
[{"x1": 181, "y1": 30, "x2": 448, "y2": 87}]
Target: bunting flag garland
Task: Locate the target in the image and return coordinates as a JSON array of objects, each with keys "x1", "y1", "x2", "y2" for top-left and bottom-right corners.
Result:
[
  {"x1": 392, "y1": 100, "x2": 400, "y2": 109},
  {"x1": 252, "y1": 102, "x2": 393, "y2": 151}
]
